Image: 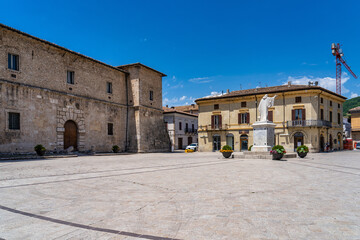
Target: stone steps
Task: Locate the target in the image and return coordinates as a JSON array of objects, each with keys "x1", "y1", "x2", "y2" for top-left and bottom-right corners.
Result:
[{"x1": 234, "y1": 152, "x2": 297, "y2": 159}]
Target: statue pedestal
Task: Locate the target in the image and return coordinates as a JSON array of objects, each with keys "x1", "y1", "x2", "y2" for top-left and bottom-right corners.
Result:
[{"x1": 251, "y1": 121, "x2": 276, "y2": 152}]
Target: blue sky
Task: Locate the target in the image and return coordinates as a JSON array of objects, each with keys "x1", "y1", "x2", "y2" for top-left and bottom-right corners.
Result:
[{"x1": 1, "y1": 0, "x2": 360, "y2": 106}]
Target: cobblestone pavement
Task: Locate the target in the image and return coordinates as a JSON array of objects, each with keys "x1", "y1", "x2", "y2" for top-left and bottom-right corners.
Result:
[{"x1": 0, "y1": 151, "x2": 359, "y2": 240}]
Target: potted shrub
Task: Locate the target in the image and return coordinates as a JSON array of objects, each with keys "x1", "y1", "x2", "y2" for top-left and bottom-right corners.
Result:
[
  {"x1": 34, "y1": 144, "x2": 46, "y2": 156},
  {"x1": 112, "y1": 145, "x2": 120, "y2": 153},
  {"x1": 296, "y1": 145, "x2": 309, "y2": 158},
  {"x1": 220, "y1": 145, "x2": 233, "y2": 158},
  {"x1": 270, "y1": 145, "x2": 286, "y2": 160}
]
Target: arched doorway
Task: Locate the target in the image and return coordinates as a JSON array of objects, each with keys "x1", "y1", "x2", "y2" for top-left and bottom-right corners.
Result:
[
  {"x1": 293, "y1": 132, "x2": 304, "y2": 151},
  {"x1": 226, "y1": 134, "x2": 234, "y2": 150},
  {"x1": 320, "y1": 134, "x2": 325, "y2": 152},
  {"x1": 213, "y1": 134, "x2": 221, "y2": 151},
  {"x1": 64, "y1": 120, "x2": 78, "y2": 150},
  {"x1": 240, "y1": 135, "x2": 248, "y2": 151},
  {"x1": 188, "y1": 136, "x2": 192, "y2": 145}
]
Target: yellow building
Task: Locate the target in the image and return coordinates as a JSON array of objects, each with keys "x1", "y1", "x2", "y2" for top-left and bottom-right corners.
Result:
[
  {"x1": 195, "y1": 83, "x2": 346, "y2": 153},
  {"x1": 349, "y1": 106, "x2": 360, "y2": 141}
]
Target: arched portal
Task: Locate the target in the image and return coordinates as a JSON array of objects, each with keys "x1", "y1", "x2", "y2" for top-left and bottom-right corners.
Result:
[
  {"x1": 226, "y1": 134, "x2": 234, "y2": 151},
  {"x1": 240, "y1": 134, "x2": 248, "y2": 151},
  {"x1": 320, "y1": 134, "x2": 325, "y2": 152},
  {"x1": 64, "y1": 120, "x2": 78, "y2": 150},
  {"x1": 293, "y1": 132, "x2": 304, "y2": 151}
]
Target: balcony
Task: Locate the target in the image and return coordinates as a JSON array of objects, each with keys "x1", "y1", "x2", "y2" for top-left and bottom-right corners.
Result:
[
  {"x1": 287, "y1": 120, "x2": 332, "y2": 128},
  {"x1": 185, "y1": 128, "x2": 198, "y2": 134},
  {"x1": 198, "y1": 124, "x2": 228, "y2": 131}
]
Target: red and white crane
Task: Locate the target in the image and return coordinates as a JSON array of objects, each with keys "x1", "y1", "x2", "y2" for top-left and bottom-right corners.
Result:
[{"x1": 331, "y1": 43, "x2": 357, "y2": 95}]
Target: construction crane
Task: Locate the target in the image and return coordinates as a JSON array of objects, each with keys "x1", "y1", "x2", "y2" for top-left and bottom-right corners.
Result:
[{"x1": 331, "y1": 43, "x2": 358, "y2": 95}]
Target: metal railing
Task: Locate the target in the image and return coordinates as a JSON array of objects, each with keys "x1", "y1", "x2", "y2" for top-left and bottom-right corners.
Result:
[
  {"x1": 185, "y1": 128, "x2": 198, "y2": 134},
  {"x1": 287, "y1": 120, "x2": 332, "y2": 128}
]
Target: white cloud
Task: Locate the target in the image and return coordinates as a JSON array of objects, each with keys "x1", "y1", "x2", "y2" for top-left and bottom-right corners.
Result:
[
  {"x1": 180, "y1": 96, "x2": 186, "y2": 101},
  {"x1": 284, "y1": 72, "x2": 350, "y2": 94},
  {"x1": 189, "y1": 77, "x2": 213, "y2": 84},
  {"x1": 350, "y1": 92, "x2": 359, "y2": 98}
]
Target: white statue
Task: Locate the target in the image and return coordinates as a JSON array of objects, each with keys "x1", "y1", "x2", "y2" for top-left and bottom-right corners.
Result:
[{"x1": 258, "y1": 94, "x2": 277, "y2": 122}]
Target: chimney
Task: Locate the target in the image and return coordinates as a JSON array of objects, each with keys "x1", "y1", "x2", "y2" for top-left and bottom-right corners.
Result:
[
  {"x1": 171, "y1": 106, "x2": 174, "y2": 109},
  {"x1": 315, "y1": 81, "x2": 319, "y2": 86},
  {"x1": 226, "y1": 89, "x2": 230, "y2": 94},
  {"x1": 166, "y1": 105, "x2": 168, "y2": 108},
  {"x1": 288, "y1": 81, "x2": 291, "y2": 87},
  {"x1": 191, "y1": 104, "x2": 195, "y2": 107}
]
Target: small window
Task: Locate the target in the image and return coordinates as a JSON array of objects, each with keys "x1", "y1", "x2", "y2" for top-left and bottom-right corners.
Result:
[
  {"x1": 338, "y1": 103, "x2": 340, "y2": 108},
  {"x1": 150, "y1": 90, "x2": 154, "y2": 101},
  {"x1": 214, "y1": 104, "x2": 219, "y2": 110},
  {"x1": 107, "y1": 123, "x2": 113, "y2": 135},
  {"x1": 338, "y1": 113, "x2": 341, "y2": 124},
  {"x1": 8, "y1": 53, "x2": 19, "y2": 71},
  {"x1": 295, "y1": 96, "x2": 302, "y2": 103},
  {"x1": 330, "y1": 101, "x2": 332, "y2": 107},
  {"x1": 107, "y1": 82, "x2": 112, "y2": 94},
  {"x1": 67, "y1": 71, "x2": 74, "y2": 84},
  {"x1": 320, "y1": 97, "x2": 323, "y2": 104},
  {"x1": 320, "y1": 109, "x2": 324, "y2": 120},
  {"x1": 330, "y1": 111, "x2": 333, "y2": 122},
  {"x1": 241, "y1": 101, "x2": 246, "y2": 107},
  {"x1": 8, "y1": 112, "x2": 20, "y2": 130},
  {"x1": 185, "y1": 123, "x2": 188, "y2": 131},
  {"x1": 179, "y1": 122, "x2": 182, "y2": 130}
]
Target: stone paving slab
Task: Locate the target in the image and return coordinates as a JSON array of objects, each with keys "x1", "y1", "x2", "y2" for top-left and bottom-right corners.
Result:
[{"x1": 0, "y1": 151, "x2": 359, "y2": 239}]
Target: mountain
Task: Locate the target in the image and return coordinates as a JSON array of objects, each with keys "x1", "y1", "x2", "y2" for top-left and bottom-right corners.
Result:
[{"x1": 343, "y1": 96, "x2": 360, "y2": 116}]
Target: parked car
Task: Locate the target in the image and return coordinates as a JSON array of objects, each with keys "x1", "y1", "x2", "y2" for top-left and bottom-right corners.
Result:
[
  {"x1": 356, "y1": 142, "x2": 360, "y2": 150},
  {"x1": 186, "y1": 143, "x2": 198, "y2": 151}
]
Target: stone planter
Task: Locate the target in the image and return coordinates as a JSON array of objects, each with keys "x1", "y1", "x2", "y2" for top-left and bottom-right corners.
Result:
[
  {"x1": 222, "y1": 152, "x2": 232, "y2": 158},
  {"x1": 36, "y1": 150, "x2": 46, "y2": 156},
  {"x1": 297, "y1": 152, "x2": 307, "y2": 158},
  {"x1": 272, "y1": 152, "x2": 283, "y2": 160}
]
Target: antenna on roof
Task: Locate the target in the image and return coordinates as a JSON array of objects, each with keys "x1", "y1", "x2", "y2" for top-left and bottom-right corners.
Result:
[{"x1": 240, "y1": 84, "x2": 242, "y2": 90}]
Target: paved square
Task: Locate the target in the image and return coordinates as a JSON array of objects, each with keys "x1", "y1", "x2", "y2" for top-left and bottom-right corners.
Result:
[{"x1": 0, "y1": 151, "x2": 359, "y2": 239}]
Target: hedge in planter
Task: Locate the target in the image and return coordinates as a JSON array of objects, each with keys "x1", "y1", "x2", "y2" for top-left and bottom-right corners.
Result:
[
  {"x1": 34, "y1": 144, "x2": 46, "y2": 156},
  {"x1": 270, "y1": 145, "x2": 286, "y2": 160},
  {"x1": 220, "y1": 145, "x2": 233, "y2": 158},
  {"x1": 112, "y1": 145, "x2": 120, "y2": 153},
  {"x1": 296, "y1": 145, "x2": 309, "y2": 158}
]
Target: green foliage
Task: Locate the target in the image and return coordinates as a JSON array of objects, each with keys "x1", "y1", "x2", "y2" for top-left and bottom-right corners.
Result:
[
  {"x1": 222, "y1": 145, "x2": 232, "y2": 150},
  {"x1": 34, "y1": 144, "x2": 45, "y2": 152},
  {"x1": 296, "y1": 145, "x2": 309, "y2": 153},
  {"x1": 248, "y1": 145, "x2": 253, "y2": 151},
  {"x1": 343, "y1": 96, "x2": 360, "y2": 116},
  {"x1": 271, "y1": 145, "x2": 286, "y2": 154},
  {"x1": 112, "y1": 145, "x2": 120, "y2": 153}
]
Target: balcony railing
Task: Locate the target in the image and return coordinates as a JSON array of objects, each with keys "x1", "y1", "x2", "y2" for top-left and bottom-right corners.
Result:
[
  {"x1": 199, "y1": 124, "x2": 229, "y2": 131},
  {"x1": 185, "y1": 128, "x2": 198, "y2": 134},
  {"x1": 287, "y1": 120, "x2": 332, "y2": 128}
]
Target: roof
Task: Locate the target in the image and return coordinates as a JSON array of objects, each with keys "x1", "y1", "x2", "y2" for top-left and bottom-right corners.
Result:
[
  {"x1": 0, "y1": 23, "x2": 128, "y2": 74},
  {"x1": 171, "y1": 105, "x2": 198, "y2": 112},
  {"x1": 162, "y1": 106, "x2": 198, "y2": 117},
  {"x1": 118, "y1": 62, "x2": 167, "y2": 77},
  {"x1": 195, "y1": 84, "x2": 347, "y2": 102},
  {"x1": 349, "y1": 106, "x2": 360, "y2": 113}
]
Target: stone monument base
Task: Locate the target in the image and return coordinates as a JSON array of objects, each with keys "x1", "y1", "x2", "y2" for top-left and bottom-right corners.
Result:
[{"x1": 252, "y1": 121, "x2": 276, "y2": 152}]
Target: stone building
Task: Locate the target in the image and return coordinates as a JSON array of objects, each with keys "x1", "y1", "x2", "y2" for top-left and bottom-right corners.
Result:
[
  {"x1": 195, "y1": 83, "x2": 346, "y2": 153},
  {"x1": 349, "y1": 106, "x2": 360, "y2": 141},
  {"x1": 0, "y1": 23, "x2": 170, "y2": 153},
  {"x1": 163, "y1": 106, "x2": 198, "y2": 150}
]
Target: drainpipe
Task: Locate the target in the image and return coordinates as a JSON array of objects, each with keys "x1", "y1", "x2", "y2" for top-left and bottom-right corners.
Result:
[
  {"x1": 125, "y1": 73, "x2": 129, "y2": 152},
  {"x1": 255, "y1": 96, "x2": 258, "y2": 120}
]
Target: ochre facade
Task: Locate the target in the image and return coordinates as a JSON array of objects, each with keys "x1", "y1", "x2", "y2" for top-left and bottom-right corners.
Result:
[
  {"x1": 196, "y1": 85, "x2": 346, "y2": 153},
  {"x1": 0, "y1": 24, "x2": 170, "y2": 153}
]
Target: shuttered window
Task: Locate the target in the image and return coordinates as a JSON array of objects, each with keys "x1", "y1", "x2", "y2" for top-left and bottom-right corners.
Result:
[
  {"x1": 9, "y1": 112, "x2": 20, "y2": 130},
  {"x1": 238, "y1": 113, "x2": 250, "y2": 124},
  {"x1": 211, "y1": 115, "x2": 222, "y2": 129},
  {"x1": 268, "y1": 111, "x2": 273, "y2": 122}
]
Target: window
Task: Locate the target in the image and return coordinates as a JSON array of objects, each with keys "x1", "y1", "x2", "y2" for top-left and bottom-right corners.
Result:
[
  {"x1": 179, "y1": 122, "x2": 182, "y2": 130},
  {"x1": 238, "y1": 113, "x2": 249, "y2": 124},
  {"x1": 211, "y1": 115, "x2": 222, "y2": 129},
  {"x1": 8, "y1": 53, "x2": 19, "y2": 71},
  {"x1": 107, "y1": 123, "x2": 113, "y2": 135},
  {"x1": 67, "y1": 71, "x2": 74, "y2": 84},
  {"x1": 330, "y1": 101, "x2": 332, "y2": 107},
  {"x1": 107, "y1": 82, "x2": 112, "y2": 94},
  {"x1": 241, "y1": 101, "x2": 246, "y2": 107},
  {"x1": 8, "y1": 112, "x2": 20, "y2": 130},
  {"x1": 185, "y1": 123, "x2": 188, "y2": 131},
  {"x1": 338, "y1": 113, "x2": 341, "y2": 125},
  {"x1": 330, "y1": 111, "x2": 333, "y2": 122},
  {"x1": 292, "y1": 109, "x2": 305, "y2": 121},
  {"x1": 268, "y1": 111, "x2": 273, "y2": 122},
  {"x1": 150, "y1": 90, "x2": 153, "y2": 101},
  {"x1": 321, "y1": 97, "x2": 323, "y2": 104},
  {"x1": 321, "y1": 109, "x2": 324, "y2": 120},
  {"x1": 192, "y1": 124, "x2": 194, "y2": 131},
  {"x1": 295, "y1": 96, "x2": 302, "y2": 103},
  {"x1": 214, "y1": 104, "x2": 219, "y2": 110},
  {"x1": 338, "y1": 103, "x2": 340, "y2": 108}
]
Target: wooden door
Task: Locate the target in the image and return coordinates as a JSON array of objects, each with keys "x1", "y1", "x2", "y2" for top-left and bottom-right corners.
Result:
[
  {"x1": 64, "y1": 120, "x2": 78, "y2": 150},
  {"x1": 178, "y1": 138, "x2": 183, "y2": 149}
]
